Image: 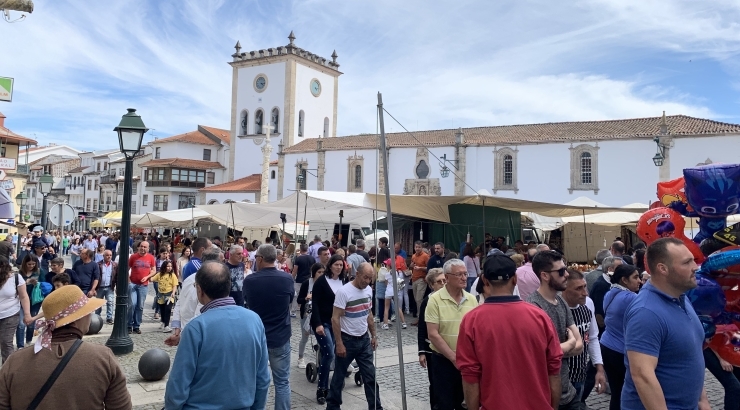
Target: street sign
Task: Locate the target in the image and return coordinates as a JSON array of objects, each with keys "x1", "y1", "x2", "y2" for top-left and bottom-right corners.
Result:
[
  {"x1": 0, "y1": 170, "x2": 7, "y2": 180},
  {"x1": 0, "y1": 180, "x2": 14, "y2": 191},
  {"x1": 48, "y1": 203, "x2": 76, "y2": 227},
  {"x1": 0, "y1": 77, "x2": 13, "y2": 102},
  {"x1": 0, "y1": 158, "x2": 17, "y2": 170}
]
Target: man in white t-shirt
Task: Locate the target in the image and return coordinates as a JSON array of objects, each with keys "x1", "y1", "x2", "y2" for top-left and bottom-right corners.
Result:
[{"x1": 327, "y1": 262, "x2": 382, "y2": 410}]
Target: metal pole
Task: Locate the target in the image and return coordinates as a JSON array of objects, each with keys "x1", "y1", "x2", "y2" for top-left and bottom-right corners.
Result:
[
  {"x1": 582, "y1": 209, "x2": 589, "y2": 263},
  {"x1": 40, "y1": 194, "x2": 48, "y2": 233},
  {"x1": 106, "y1": 157, "x2": 134, "y2": 355},
  {"x1": 294, "y1": 189, "x2": 299, "y2": 242},
  {"x1": 59, "y1": 200, "x2": 64, "y2": 237},
  {"x1": 377, "y1": 92, "x2": 408, "y2": 410}
]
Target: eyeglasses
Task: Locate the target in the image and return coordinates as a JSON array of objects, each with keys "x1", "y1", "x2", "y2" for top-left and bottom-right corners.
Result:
[
  {"x1": 544, "y1": 267, "x2": 568, "y2": 277},
  {"x1": 434, "y1": 279, "x2": 447, "y2": 285},
  {"x1": 446, "y1": 272, "x2": 467, "y2": 278}
]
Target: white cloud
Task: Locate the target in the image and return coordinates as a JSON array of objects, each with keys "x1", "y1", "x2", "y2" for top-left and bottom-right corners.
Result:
[{"x1": 0, "y1": 0, "x2": 737, "y2": 149}]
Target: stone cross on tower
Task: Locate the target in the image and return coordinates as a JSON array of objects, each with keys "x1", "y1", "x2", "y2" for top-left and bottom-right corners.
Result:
[{"x1": 260, "y1": 125, "x2": 273, "y2": 203}]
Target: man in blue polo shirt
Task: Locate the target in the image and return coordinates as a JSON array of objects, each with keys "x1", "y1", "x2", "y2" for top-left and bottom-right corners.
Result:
[
  {"x1": 181, "y1": 237, "x2": 210, "y2": 280},
  {"x1": 622, "y1": 237, "x2": 710, "y2": 410}
]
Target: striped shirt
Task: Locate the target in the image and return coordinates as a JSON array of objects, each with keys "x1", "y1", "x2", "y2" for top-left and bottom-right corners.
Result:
[
  {"x1": 568, "y1": 303, "x2": 593, "y2": 382},
  {"x1": 424, "y1": 286, "x2": 478, "y2": 353},
  {"x1": 334, "y1": 282, "x2": 373, "y2": 336}
]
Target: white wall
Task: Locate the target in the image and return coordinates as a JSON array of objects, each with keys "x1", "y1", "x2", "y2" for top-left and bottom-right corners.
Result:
[
  {"x1": 294, "y1": 63, "x2": 337, "y2": 142},
  {"x1": 205, "y1": 192, "x2": 257, "y2": 204},
  {"x1": 153, "y1": 142, "x2": 227, "y2": 167},
  {"x1": 321, "y1": 149, "x2": 379, "y2": 193}
]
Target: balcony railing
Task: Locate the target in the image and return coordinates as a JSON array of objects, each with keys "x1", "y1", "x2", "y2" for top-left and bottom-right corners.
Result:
[
  {"x1": 146, "y1": 181, "x2": 205, "y2": 188},
  {"x1": 100, "y1": 174, "x2": 118, "y2": 185}
]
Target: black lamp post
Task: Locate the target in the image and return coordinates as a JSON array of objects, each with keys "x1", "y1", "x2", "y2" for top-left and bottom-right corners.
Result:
[
  {"x1": 14, "y1": 191, "x2": 27, "y2": 258},
  {"x1": 106, "y1": 108, "x2": 148, "y2": 355},
  {"x1": 38, "y1": 173, "x2": 54, "y2": 231}
]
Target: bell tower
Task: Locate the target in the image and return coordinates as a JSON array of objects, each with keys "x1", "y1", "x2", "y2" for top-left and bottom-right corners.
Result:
[{"x1": 227, "y1": 32, "x2": 342, "y2": 182}]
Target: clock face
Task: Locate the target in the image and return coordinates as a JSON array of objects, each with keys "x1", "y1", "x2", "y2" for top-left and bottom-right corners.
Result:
[
  {"x1": 254, "y1": 74, "x2": 267, "y2": 93},
  {"x1": 310, "y1": 79, "x2": 321, "y2": 97}
]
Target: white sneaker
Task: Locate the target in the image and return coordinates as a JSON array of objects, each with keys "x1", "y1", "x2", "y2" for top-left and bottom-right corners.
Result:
[
  {"x1": 163, "y1": 326, "x2": 172, "y2": 333},
  {"x1": 402, "y1": 322, "x2": 407, "y2": 329},
  {"x1": 297, "y1": 358, "x2": 307, "y2": 368},
  {"x1": 381, "y1": 323, "x2": 389, "y2": 330},
  {"x1": 391, "y1": 315, "x2": 396, "y2": 322},
  {"x1": 159, "y1": 323, "x2": 164, "y2": 329},
  {"x1": 347, "y1": 364, "x2": 355, "y2": 374}
]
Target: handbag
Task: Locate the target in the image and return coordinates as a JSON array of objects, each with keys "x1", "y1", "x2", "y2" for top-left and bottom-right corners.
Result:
[
  {"x1": 27, "y1": 339, "x2": 83, "y2": 410},
  {"x1": 31, "y1": 283, "x2": 44, "y2": 305}
]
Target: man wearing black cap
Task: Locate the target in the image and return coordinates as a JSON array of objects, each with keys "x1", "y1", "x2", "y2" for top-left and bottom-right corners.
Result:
[
  {"x1": 457, "y1": 254, "x2": 564, "y2": 410},
  {"x1": 17, "y1": 238, "x2": 55, "y2": 275}
]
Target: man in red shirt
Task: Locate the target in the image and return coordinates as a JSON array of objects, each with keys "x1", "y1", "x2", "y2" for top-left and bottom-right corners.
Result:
[
  {"x1": 128, "y1": 240, "x2": 156, "y2": 334},
  {"x1": 457, "y1": 254, "x2": 563, "y2": 410},
  {"x1": 409, "y1": 241, "x2": 429, "y2": 326}
]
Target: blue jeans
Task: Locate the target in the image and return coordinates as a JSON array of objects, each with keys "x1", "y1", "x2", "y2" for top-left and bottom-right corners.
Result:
[
  {"x1": 96, "y1": 286, "x2": 115, "y2": 321},
  {"x1": 572, "y1": 381, "x2": 585, "y2": 402},
  {"x1": 268, "y1": 340, "x2": 291, "y2": 410},
  {"x1": 315, "y1": 322, "x2": 335, "y2": 390},
  {"x1": 704, "y1": 348, "x2": 740, "y2": 410},
  {"x1": 16, "y1": 303, "x2": 40, "y2": 347},
  {"x1": 326, "y1": 332, "x2": 382, "y2": 410},
  {"x1": 466, "y1": 277, "x2": 476, "y2": 292},
  {"x1": 128, "y1": 283, "x2": 148, "y2": 329},
  {"x1": 375, "y1": 281, "x2": 394, "y2": 322}
]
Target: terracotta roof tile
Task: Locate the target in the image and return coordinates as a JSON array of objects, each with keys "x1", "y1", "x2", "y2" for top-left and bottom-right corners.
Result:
[
  {"x1": 139, "y1": 158, "x2": 225, "y2": 170},
  {"x1": 200, "y1": 174, "x2": 262, "y2": 192},
  {"x1": 68, "y1": 166, "x2": 90, "y2": 173},
  {"x1": 154, "y1": 125, "x2": 229, "y2": 146},
  {"x1": 284, "y1": 115, "x2": 740, "y2": 153},
  {"x1": 269, "y1": 160, "x2": 278, "y2": 165},
  {"x1": 0, "y1": 116, "x2": 38, "y2": 145}
]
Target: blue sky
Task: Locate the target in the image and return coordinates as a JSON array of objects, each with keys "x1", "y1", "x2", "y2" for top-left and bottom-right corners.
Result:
[{"x1": 1, "y1": 0, "x2": 740, "y2": 150}]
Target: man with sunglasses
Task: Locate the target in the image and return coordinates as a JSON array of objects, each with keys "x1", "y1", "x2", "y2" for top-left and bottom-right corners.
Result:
[{"x1": 527, "y1": 250, "x2": 584, "y2": 410}]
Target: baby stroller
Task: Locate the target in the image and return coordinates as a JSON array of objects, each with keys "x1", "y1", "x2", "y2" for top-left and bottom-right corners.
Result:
[{"x1": 305, "y1": 325, "x2": 363, "y2": 387}]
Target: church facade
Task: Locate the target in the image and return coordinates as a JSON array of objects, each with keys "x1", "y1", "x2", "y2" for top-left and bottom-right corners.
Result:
[{"x1": 204, "y1": 33, "x2": 740, "y2": 208}]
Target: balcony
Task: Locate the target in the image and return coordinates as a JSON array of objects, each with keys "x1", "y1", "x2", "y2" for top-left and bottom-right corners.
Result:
[
  {"x1": 100, "y1": 170, "x2": 119, "y2": 185},
  {"x1": 146, "y1": 180, "x2": 205, "y2": 188}
]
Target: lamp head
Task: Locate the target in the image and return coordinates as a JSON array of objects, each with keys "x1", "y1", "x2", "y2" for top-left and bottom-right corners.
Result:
[
  {"x1": 114, "y1": 108, "x2": 148, "y2": 159},
  {"x1": 39, "y1": 173, "x2": 54, "y2": 195}
]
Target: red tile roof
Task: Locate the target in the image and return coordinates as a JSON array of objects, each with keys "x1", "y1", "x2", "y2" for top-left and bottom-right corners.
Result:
[
  {"x1": 68, "y1": 166, "x2": 90, "y2": 173},
  {"x1": 200, "y1": 174, "x2": 262, "y2": 192},
  {"x1": 0, "y1": 112, "x2": 38, "y2": 145},
  {"x1": 269, "y1": 160, "x2": 278, "y2": 165},
  {"x1": 284, "y1": 115, "x2": 740, "y2": 153},
  {"x1": 139, "y1": 158, "x2": 225, "y2": 170},
  {"x1": 154, "y1": 125, "x2": 230, "y2": 146}
]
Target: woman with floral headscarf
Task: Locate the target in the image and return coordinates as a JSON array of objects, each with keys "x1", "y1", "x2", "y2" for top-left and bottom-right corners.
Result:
[{"x1": 0, "y1": 285, "x2": 131, "y2": 409}]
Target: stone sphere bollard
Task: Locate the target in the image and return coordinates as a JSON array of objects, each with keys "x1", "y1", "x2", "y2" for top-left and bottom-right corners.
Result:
[
  {"x1": 138, "y1": 348, "x2": 171, "y2": 381},
  {"x1": 86, "y1": 313, "x2": 104, "y2": 335}
]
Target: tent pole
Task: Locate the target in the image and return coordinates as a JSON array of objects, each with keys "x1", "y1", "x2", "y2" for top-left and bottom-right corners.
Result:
[
  {"x1": 230, "y1": 202, "x2": 236, "y2": 240},
  {"x1": 295, "y1": 190, "x2": 299, "y2": 242},
  {"x1": 377, "y1": 92, "x2": 408, "y2": 410},
  {"x1": 482, "y1": 196, "x2": 486, "y2": 249},
  {"x1": 303, "y1": 192, "x2": 308, "y2": 232},
  {"x1": 582, "y1": 209, "x2": 588, "y2": 263}
]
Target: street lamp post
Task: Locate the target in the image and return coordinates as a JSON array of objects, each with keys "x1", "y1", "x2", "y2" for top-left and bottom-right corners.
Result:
[
  {"x1": 14, "y1": 192, "x2": 27, "y2": 258},
  {"x1": 106, "y1": 108, "x2": 148, "y2": 356},
  {"x1": 38, "y1": 173, "x2": 54, "y2": 231}
]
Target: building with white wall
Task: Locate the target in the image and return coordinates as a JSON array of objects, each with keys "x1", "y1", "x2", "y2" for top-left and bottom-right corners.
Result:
[{"x1": 139, "y1": 125, "x2": 229, "y2": 213}]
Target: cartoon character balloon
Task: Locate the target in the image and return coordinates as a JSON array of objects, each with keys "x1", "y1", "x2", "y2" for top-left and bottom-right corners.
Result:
[
  {"x1": 636, "y1": 206, "x2": 704, "y2": 264},
  {"x1": 669, "y1": 164, "x2": 740, "y2": 244}
]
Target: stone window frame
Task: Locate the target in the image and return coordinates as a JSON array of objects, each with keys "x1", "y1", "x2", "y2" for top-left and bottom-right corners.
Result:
[
  {"x1": 569, "y1": 143, "x2": 600, "y2": 194},
  {"x1": 347, "y1": 154, "x2": 364, "y2": 193},
  {"x1": 493, "y1": 147, "x2": 519, "y2": 194}
]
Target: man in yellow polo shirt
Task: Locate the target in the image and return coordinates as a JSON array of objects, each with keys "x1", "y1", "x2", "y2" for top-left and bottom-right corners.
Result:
[{"x1": 426, "y1": 258, "x2": 478, "y2": 410}]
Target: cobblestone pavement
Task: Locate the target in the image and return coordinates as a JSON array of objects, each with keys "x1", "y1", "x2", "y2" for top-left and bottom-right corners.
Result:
[{"x1": 48, "y1": 250, "x2": 727, "y2": 409}]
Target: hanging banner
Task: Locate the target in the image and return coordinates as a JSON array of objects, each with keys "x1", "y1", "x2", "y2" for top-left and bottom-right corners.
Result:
[{"x1": 0, "y1": 77, "x2": 13, "y2": 102}]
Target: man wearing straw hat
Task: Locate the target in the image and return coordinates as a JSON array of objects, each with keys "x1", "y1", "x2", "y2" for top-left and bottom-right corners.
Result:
[{"x1": 0, "y1": 285, "x2": 131, "y2": 409}]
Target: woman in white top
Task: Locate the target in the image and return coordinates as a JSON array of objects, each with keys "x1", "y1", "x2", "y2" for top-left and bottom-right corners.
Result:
[
  {"x1": 462, "y1": 244, "x2": 480, "y2": 292},
  {"x1": 0, "y1": 256, "x2": 32, "y2": 363},
  {"x1": 177, "y1": 246, "x2": 192, "y2": 282},
  {"x1": 69, "y1": 238, "x2": 83, "y2": 266}
]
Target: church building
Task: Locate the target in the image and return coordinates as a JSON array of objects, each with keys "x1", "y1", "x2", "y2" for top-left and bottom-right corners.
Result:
[{"x1": 203, "y1": 33, "x2": 740, "y2": 208}]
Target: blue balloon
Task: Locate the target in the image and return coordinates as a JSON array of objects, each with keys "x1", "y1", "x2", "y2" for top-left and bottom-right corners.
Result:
[{"x1": 687, "y1": 274, "x2": 726, "y2": 318}]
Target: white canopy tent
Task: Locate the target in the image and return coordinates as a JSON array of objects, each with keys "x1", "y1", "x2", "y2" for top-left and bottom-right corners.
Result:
[{"x1": 125, "y1": 208, "x2": 225, "y2": 228}]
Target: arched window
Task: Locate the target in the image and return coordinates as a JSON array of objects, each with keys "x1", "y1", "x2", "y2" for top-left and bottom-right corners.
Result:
[
  {"x1": 254, "y1": 109, "x2": 264, "y2": 134},
  {"x1": 580, "y1": 152, "x2": 592, "y2": 184},
  {"x1": 224, "y1": 199, "x2": 235, "y2": 204},
  {"x1": 354, "y1": 165, "x2": 362, "y2": 188},
  {"x1": 240, "y1": 110, "x2": 248, "y2": 135},
  {"x1": 207, "y1": 199, "x2": 219, "y2": 205},
  {"x1": 503, "y1": 155, "x2": 513, "y2": 185},
  {"x1": 271, "y1": 170, "x2": 276, "y2": 179},
  {"x1": 323, "y1": 117, "x2": 330, "y2": 138},
  {"x1": 569, "y1": 144, "x2": 599, "y2": 194},
  {"x1": 271, "y1": 108, "x2": 279, "y2": 133},
  {"x1": 298, "y1": 110, "x2": 304, "y2": 137}
]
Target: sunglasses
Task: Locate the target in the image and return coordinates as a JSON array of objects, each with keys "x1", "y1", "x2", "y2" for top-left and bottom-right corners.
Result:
[
  {"x1": 544, "y1": 267, "x2": 568, "y2": 277},
  {"x1": 434, "y1": 279, "x2": 447, "y2": 285}
]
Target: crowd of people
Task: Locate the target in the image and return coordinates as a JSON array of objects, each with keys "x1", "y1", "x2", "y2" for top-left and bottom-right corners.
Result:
[{"x1": 0, "y1": 226, "x2": 726, "y2": 409}]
